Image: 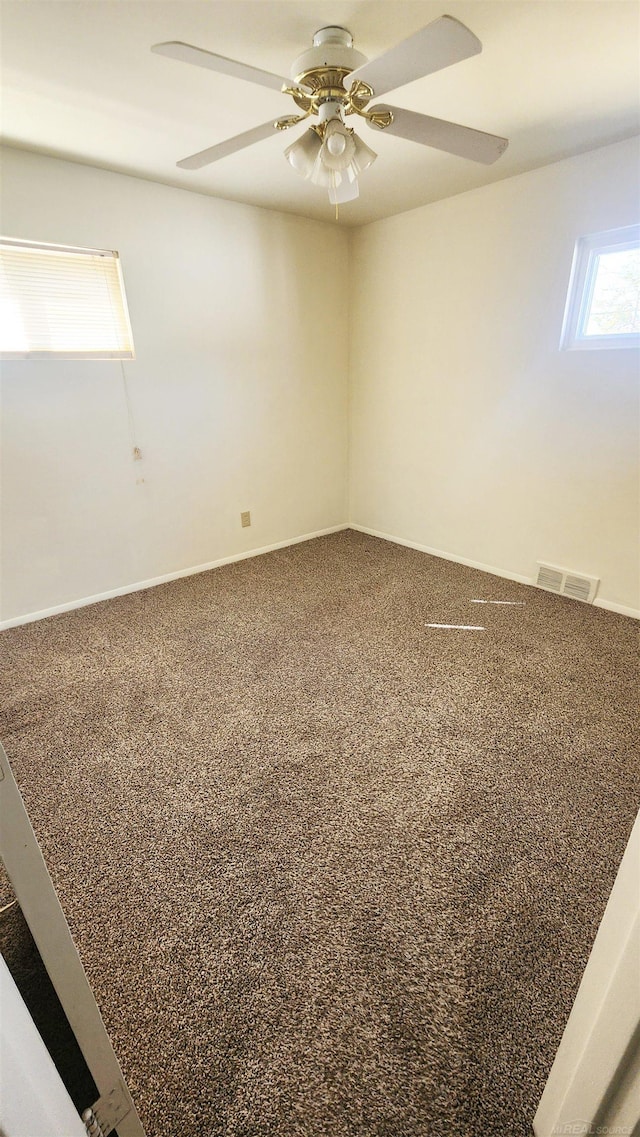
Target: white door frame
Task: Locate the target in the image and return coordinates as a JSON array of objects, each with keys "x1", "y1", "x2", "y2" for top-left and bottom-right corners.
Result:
[
  {"x1": 0, "y1": 954, "x2": 87, "y2": 1137},
  {"x1": 0, "y1": 742, "x2": 146, "y2": 1137},
  {"x1": 534, "y1": 809, "x2": 640, "y2": 1137}
]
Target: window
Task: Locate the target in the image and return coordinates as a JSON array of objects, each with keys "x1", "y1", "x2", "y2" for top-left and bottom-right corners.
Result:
[
  {"x1": 0, "y1": 238, "x2": 135, "y2": 359},
  {"x1": 560, "y1": 224, "x2": 640, "y2": 351}
]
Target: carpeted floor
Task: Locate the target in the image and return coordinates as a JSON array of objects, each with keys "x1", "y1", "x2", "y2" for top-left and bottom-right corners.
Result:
[{"x1": 0, "y1": 530, "x2": 638, "y2": 1137}]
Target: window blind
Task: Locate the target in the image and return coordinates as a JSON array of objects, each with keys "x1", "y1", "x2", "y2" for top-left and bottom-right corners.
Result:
[{"x1": 0, "y1": 238, "x2": 135, "y2": 359}]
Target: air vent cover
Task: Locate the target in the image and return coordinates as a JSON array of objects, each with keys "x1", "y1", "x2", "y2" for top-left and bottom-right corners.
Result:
[
  {"x1": 537, "y1": 565, "x2": 563, "y2": 593},
  {"x1": 536, "y1": 562, "x2": 599, "y2": 604}
]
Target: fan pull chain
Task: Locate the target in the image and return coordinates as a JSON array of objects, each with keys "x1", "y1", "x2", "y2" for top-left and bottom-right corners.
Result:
[{"x1": 335, "y1": 203, "x2": 339, "y2": 221}]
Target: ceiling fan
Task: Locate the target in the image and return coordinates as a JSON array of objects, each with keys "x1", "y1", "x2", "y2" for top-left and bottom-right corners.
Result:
[{"x1": 151, "y1": 16, "x2": 508, "y2": 208}]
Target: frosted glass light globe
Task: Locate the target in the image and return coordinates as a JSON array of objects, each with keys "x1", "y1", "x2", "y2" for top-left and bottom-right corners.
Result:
[{"x1": 327, "y1": 133, "x2": 347, "y2": 157}]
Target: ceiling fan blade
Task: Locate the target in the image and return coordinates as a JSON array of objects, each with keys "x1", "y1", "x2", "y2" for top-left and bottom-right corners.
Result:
[
  {"x1": 152, "y1": 41, "x2": 291, "y2": 93},
  {"x1": 177, "y1": 120, "x2": 278, "y2": 170},
  {"x1": 345, "y1": 16, "x2": 481, "y2": 98},
  {"x1": 368, "y1": 105, "x2": 508, "y2": 165}
]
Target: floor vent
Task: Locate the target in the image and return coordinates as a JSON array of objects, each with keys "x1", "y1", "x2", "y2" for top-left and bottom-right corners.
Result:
[{"x1": 536, "y1": 562, "x2": 599, "y2": 604}]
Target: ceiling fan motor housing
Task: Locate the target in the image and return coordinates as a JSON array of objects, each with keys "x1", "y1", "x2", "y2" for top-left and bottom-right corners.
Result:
[{"x1": 290, "y1": 26, "x2": 367, "y2": 93}]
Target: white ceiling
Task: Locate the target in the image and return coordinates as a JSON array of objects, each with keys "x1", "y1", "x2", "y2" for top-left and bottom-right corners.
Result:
[{"x1": 1, "y1": 1, "x2": 639, "y2": 226}]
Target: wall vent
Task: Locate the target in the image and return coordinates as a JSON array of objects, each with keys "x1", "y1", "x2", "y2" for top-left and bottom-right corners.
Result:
[{"x1": 535, "y1": 562, "x2": 599, "y2": 604}]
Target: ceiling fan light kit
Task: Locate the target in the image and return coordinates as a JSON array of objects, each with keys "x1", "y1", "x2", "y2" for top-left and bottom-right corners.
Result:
[
  {"x1": 151, "y1": 15, "x2": 509, "y2": 212},
  {"x1": 283, "y1": 102, "x2": 378, "y2": 204}
]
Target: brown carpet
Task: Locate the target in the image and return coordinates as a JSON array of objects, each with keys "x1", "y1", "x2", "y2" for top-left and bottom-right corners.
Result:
[{"x1": 1, "y1": 530, "x2": 638, "y2": 1137}]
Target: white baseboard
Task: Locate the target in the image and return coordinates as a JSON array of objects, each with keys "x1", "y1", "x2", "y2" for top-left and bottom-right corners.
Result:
[
  {"x1": 349, "y1": 523, "x2": 532, "y2": 585},
  {"x1": 0, "y1": 524, "x2": 349, "y2": 630},
  {"x1": 592, "y1": 596, "x2": 640, "y2": 619},
  {"x1": 3, "y1": 521, "x2": 637, "y2": 629},
  {"x1": 349, "y1": 523, "x2": 640, "y2": 620}
]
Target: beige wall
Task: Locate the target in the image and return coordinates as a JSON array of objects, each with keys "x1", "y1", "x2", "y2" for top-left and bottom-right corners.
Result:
[
  {"x1": 2, "y1": 139, "x2": 639, "y2": 623},
  {"x1": 349, "y1": 137, "x2": 640, "y2": 613},
  {"x1": 0, "y1": 148, "x2": 349, "y2": 622}
]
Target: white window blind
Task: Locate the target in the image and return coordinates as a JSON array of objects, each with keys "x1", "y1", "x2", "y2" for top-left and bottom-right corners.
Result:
[{"x1": 0, "y1": 238, "x2": 135, "y2": 359}]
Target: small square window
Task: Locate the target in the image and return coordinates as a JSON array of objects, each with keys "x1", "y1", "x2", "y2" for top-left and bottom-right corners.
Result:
[
  {"x1": 560, "y1": 224, "x2": 640, "y2": 351},
  {"x1": 0, "y1": 237, "x2": 135, "y2": 360}
]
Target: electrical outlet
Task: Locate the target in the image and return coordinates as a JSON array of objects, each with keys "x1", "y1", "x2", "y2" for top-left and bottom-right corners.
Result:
[{"x1": 241, "y1": 511, "x2": 251, "y2": 528}]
